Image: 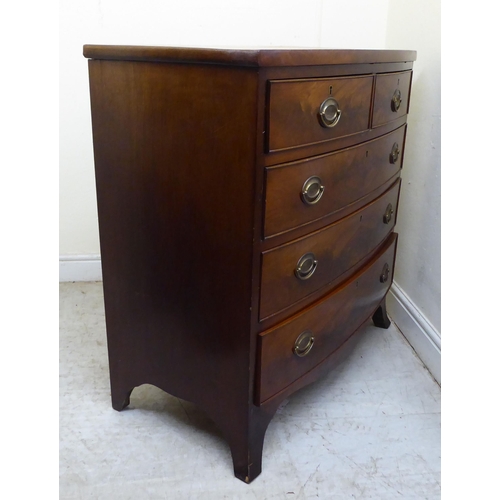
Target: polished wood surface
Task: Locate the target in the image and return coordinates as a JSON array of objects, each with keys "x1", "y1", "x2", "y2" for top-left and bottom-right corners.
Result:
[
  {"x1": 263, "y1": 114, "x2": 409, "y2": 167},
  {"x1": 84, "y1": 45, "x2": 416, "y2": 67},
  {"x1": 267, "y1": 76, "x2": 373, "y2": 152},
  {"x1": 258, "y1": 234, "x2": 397, "y2": 404},
  {"x1": 373, "y1": 71, "x2": 413, "y2": 127},
  {"x1": 264, "y1": 125, "x2": 406, "y2": 238},
  {"x1": 85, "y1": 47, "x2": 415, "y2": 484},
  {"x1": 260, "y1": 180, "x2": 400, "y2": 320},
  {"x1": 88, "y1": 59, "x2": 266, "y2": 481}
]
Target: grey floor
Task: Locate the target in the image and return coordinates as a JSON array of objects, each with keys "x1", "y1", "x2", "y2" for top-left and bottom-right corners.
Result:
[{"x1": 60, "y1": 282, "x2": 441, "y2": 499}]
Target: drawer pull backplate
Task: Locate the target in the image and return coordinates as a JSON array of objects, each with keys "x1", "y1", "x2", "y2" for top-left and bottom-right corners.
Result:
[
  {"x1": 301, "y1": 176, "x2": 325, "y2": 205},
  {"x1": 390, "y1": 143, "x2": 400, "y2": 164},
  {"x1": 383, "y1": 203, "x2": 394, "y2": 224},
  {"x1": 295, "y1": 252, "x2": 318, "y2": 280},
  {"x1": 319, "y1": 97, "x2": 342, "y2": 128},
  {"x1": 293, "y1": 330, "x2": 315, "y2": 357},
  {"x1": 380, "y1": 263, "x2": 390, "y2": 283},
  {"x1": 391, "y1": 89, "x2": 402, "y2": 112}
]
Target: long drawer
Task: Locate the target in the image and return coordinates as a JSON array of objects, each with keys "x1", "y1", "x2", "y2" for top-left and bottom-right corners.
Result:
[
  {"x1": 259, "y1": 180, "x2": 400, "y2": 320},
  {"x1": 267, "y1": 75, "x2": 373, "y2": 152},
  {"x1": 257, "y1": 233, "x2": 397, "y2": 404},
  {"x1": 264, "y1": 126, "x2": 406, "y2": 238}
]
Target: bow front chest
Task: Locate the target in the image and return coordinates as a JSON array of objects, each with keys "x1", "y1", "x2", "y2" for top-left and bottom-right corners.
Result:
[{"x1": 84, "y1": 45, "x2": 416, "y2": 483}]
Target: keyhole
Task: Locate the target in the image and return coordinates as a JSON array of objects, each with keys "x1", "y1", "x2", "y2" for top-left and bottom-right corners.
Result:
[
  {"x1": 329, "y1": 86, "x2": 333, "y2": 95},
  {"x1": 359, "y1": 215, "x2": 363, "y2": 222},
  {"x1": 365, "y1": 151, "x2": 369, "y2": 157},
  {"x1": 397, "y1": 78, "x2": 400, "y2": 85}
]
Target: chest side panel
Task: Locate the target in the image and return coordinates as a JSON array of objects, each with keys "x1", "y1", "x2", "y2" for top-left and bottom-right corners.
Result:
[{"x1": 88, "y1": 60, "x2": 259, "y2": 409}]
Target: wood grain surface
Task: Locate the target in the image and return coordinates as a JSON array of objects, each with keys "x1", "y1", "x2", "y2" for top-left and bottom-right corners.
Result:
[
  {"x1": 372, "y1": 71, "x2": 413, "y2": 127},
  {"x1": 268, "y1": 75, "x2": 373, "y2": 152},
  {"x1": 264, "y1": 125, "x2": 406, "y2": 237},
  {"x1": 85, "y1": 46, "x2": 414, "y2": 483},
  {"x1": 84, "y1": 45, "x2": 416, "y2": 67},
  {"x1": 260, "y1": 180, "x2": 400, "y2": 320},
  {"x1": 257, "y1": 233, "x2": 398, "y2": 403}
]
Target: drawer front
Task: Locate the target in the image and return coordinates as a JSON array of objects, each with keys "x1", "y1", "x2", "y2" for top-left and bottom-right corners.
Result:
[
  {"x1": 267, "y1": 76, "x2": 373, "y2": 152},
  {"x1": 264, "y1": 126, "x2": 406, "y2": 238},
  {"x1": 372, "y1": 71, "x2": 412, "y2": 127},
  {"x1": 257, "y1": 233, "x2": 397, "y2": 404},
  {"x1": 259, "y1": 180, "x2": 400, "y2": 320}
]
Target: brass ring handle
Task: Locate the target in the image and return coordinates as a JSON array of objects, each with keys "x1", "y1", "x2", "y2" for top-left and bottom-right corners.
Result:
[
  {"x1": 319, "y1": 97, "x2": 342, "y2": 128},
  {"x1": 293, "y1": 330, "x2": 315, "y2": 357},
  {"x1": 295, "y1": 252, "x2": 318, "y2": 280},
  {"x1": 391, "y1": 89, "x2": 402, "y2": 112},
  {"x1": 301, "y1": 176, "x2": 325, "y2": 205},
  {"x1": 383, "y1": 203, "x2": 394, "y2": 224},
  {"x1": 380, "y1": 263, "x2": 390, "y2": 283},
  {"x1": 390, "y1": 143, "x2": 400, "y2": 164}
]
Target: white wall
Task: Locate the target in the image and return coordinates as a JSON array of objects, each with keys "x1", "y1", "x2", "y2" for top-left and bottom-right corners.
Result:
[
  {"x1": 384, "y1": 0, "x2": 441, "y2": 382},
  {"x1": 59, "y1": 0, "x2": 390, "y2": 257},
  {"x1": 386, "y1": 0, "x2": 441, "y2": 331}
]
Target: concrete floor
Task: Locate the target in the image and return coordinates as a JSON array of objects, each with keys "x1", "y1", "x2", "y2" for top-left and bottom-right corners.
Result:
[{"x1": 60, "y1": 281, "x2": 441, "y2": 499}]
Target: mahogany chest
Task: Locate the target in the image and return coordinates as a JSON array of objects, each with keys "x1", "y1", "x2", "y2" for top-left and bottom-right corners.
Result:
[{"x1": 84, "y1": 45, "x2": 416, "y2": 483}]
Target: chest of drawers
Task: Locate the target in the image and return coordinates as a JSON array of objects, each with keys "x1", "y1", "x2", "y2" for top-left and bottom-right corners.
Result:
[{"x1": 84, "y1": 45, "x2": 416, "y2": 483}]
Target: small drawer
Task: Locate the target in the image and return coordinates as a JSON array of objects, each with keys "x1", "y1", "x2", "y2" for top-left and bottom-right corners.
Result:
[
  {"x1": 267, "y1": 75, "x2": 373, "y2": 152},
  {"x1": 259, "y1": 180, "x2": 400, "y2": 320},
  {"x1": 372, "y1": 71, "x2": 412, "y2": 127},
  {"x1": 264, "y1": 126, "x2": 406, "y2": 238},
  {"x1": 257, "y1": 233, "x2": 397, "y2": 404}
]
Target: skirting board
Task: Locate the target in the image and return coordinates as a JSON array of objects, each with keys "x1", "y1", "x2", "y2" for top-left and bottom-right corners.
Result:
[
  {"x1": 59, "y1": 255, "x2": 102, "y2": 282},
  {"x1": 387, "y1": 281, "x2": 441, "y2": 385}
]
